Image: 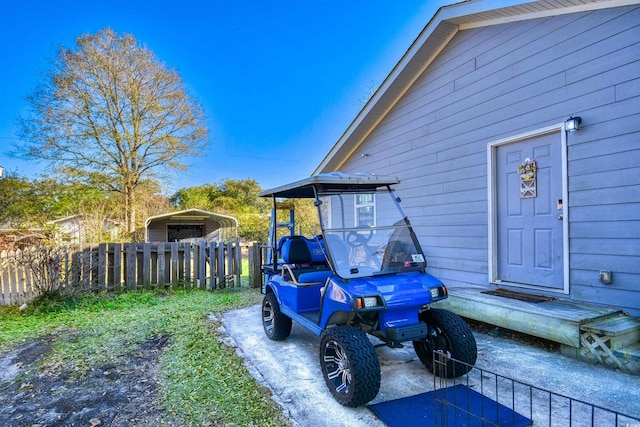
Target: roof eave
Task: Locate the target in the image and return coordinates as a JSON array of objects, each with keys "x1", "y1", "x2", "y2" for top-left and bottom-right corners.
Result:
[{"x1": 313, "y1": 2, "x2": 462, "y2": 173}]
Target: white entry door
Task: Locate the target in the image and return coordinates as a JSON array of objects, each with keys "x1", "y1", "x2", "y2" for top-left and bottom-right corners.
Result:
[{"x1": 495, "y1": 132, "x2": 565, "y2": 290}]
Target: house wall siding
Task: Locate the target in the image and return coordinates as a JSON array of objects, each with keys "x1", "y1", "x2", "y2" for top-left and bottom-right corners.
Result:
[{"x1": 339, "y1": 6, "x2": 640, "y2": 315}]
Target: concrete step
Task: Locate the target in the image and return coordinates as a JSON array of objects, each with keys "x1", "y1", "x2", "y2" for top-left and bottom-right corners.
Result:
[{"x1": 581, "y1": 315, "x2": 640, "y2": 350}]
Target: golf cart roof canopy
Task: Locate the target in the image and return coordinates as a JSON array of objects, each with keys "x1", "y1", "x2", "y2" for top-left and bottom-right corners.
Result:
[{"x1": 259, "y1": 172, "x2": 400, "y2": 199}]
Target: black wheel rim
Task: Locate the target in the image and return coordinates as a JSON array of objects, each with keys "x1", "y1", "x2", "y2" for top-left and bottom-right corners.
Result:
[
  {"x1": 322, "y1": 339, "x2": 352, "y2": 395},
  {"x1": 426, "y1": 326, "x2": 453, "y2": 376},
  {"x1": 263, "y1": 300, "x2": 275, "y2": 335},
  {"x1": 427, "y1": 326, "x2": 452, "y2": 356}
]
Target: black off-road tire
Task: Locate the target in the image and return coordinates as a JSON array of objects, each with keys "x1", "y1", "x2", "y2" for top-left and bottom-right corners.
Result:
[
  {"x1": 413, "y1": 308, "x2": 477, "y2": 378},
  {"x1": 262, "y1": 292, "x2": 292, "y2": 341},
  {"x1": 319, "y1": 326, "x2": 381, "y2": 407}
]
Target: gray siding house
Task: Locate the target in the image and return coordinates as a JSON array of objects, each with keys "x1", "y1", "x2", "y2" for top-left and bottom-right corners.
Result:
[
  {"x1": 49, "y1": 214, "x2": 124, "y2": 244},
  {"x1": 315, "y1": 0, "x2": 640, "y2": 369}
]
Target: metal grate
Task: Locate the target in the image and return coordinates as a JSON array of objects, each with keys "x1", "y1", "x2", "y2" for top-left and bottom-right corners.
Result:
[{"x1": 433, "y1": 352, "x2": 640, "y2": 427}]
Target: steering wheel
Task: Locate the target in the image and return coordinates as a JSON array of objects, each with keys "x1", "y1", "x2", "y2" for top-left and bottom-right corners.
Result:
[{"x1": 346, "y1": 230, "x2": 373, "y2": 248}]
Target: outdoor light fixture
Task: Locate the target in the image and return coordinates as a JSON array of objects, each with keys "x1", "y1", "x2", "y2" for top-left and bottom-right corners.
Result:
[{"x1": 565, "y1": 116, "x2": 582, "y2": 132}]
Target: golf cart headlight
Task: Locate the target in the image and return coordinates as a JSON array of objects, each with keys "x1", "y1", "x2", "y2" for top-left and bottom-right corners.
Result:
[
  {"x1": 429, "y1": 286, "x2": 447, "y2": 299},
  {"x1": 356, "y1": 296, "x2": 380, "y2": 309},
  {"x1": 363, "y1": 297, "x2": 378, "y2": 307}
]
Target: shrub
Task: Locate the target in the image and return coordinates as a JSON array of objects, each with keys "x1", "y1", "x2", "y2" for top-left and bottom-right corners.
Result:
[{"x1": 15, "y1": 244, "x2": 66, "y2": 297}]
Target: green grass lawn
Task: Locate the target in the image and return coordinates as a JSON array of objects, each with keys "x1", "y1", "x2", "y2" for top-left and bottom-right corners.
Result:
[{"x1": 0, "y1": 287, "x2": 289, "y2": 426}]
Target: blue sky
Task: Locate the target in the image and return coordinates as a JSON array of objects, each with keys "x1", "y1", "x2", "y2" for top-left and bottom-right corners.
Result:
[{"x1": 0, "y1": 0, "x2": 448, "y2": 192}]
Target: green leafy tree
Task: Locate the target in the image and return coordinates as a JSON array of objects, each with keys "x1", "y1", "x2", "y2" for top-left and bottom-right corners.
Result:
[
  {"x1": 170, "y1": 179, "x2": 271, "y2": 241},
  {"x1": 170, "y1": 178, "x2": 322, "y2": 242},
  {"x1": 0, "y1": 175, "x2": 41, "y2": 226},
  {"x1": 0, "y1": 172, "x2": 116, "y2": 226},
  {"x1": 0, "y1": 172, "x2": 133, "y2": 245},
  {"x1": 16, "y1": 28, "x2": 208, "y2": 235},
  {"x1": 216, "y1": 179, "x2": 267, "y2": 213},
  {"x1": 170, "y1": 184, "x2": 219, "y2": 211}
]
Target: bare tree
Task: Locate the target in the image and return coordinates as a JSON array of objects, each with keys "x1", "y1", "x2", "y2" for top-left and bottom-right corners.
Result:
[
  {"x1": 17, "y1": 28, "x2": 208, "y2": 234},
  {"x1": 355, "y1": 79, "x2": 379, "y2": 108}
]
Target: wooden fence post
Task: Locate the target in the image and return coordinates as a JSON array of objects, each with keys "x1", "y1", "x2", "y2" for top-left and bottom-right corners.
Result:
[
  {"x1": 112, "y1": 243, "x2": 122, "y2": 291},
  {"x1": 184, "y1": 243, "x2": 192, "y2": 288},
  {"x1": 1, "y1": 250, "x2": 8, "y2": 305},
  {"x1": 226, "y1": 242, "x2": 233, "y2": 288},
  {"x1": 235, "y1": 239, "x2": 242, "y2": 287},
  {"x1": 90, "y1": 245, "x2": 99, "y2": 291},
  {"x1": 62, "y1": 247, "x2": 70, "y2": 291},
  {"x1": 209, "y1": 242, "x2": 217, "y2": 290},
  {"x1": 248, "y1": 243, "x2": 263, "y2": 289},
  {"x1": 7, "y1": 250, "x2": 16, "y2": 303},
  {"x1": 142, "y1": 243, "x2": 151, "y2": 287},
  {"x1": 198, "y1": 242, "x2": 206, "y2": 289},
  {"x1": 98, "y1": 244, "x2": 107, "y2": 291},
  {"x1": 170, "y1": 242, "x2": 178, "y2": 285},
  {"x1": 81, "y1": 246, "x2": 91, "y2": 290},
  {"x1": 157, "y1": 243, "x2": 165, "y2": 287},
  {"x1": 217, "y1": 242, "x2": 225, "y2": 288},
  {"x1": 135, "y1": 243, "x2": 143, "y2": 287},
  {"x1": 150, "y1": 244, "x2": 158, "y2": 285},
  {"x1": 124, "y1": 243, "x2": 136, "y2": 290},
  {"x1": 13, "y1": 250, "x2": 24, "y2": 304}
]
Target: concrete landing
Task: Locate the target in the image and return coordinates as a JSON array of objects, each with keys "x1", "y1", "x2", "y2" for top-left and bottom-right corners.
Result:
[{"x1": 220, "y1": 304, "x2": 640, "y2": 426}]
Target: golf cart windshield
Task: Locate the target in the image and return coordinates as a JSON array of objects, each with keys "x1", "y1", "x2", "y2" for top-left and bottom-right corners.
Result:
[
  {"x1": 260, "y1": 173, "x2": 427, "y2": 280},
  {"x1": 318, "y1": 188, "x2": 426, "y2": 279}
]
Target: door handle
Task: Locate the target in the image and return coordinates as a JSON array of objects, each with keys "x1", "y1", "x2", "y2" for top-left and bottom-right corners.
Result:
[{"x1": 557, "y1": 215, "x2": 563, "y2": 220}]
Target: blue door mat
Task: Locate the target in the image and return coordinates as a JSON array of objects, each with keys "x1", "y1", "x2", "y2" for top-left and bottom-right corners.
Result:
[{"x1": 368, "y1": 384, "x2": 533, "y2": 427}]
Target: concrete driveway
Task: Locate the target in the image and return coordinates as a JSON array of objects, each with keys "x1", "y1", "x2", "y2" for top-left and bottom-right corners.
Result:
[{"x1": 220, "y1": 305, "x2": 640, "y2": 427}]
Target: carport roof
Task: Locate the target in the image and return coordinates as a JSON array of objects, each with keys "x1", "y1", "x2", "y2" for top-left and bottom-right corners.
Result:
[{"x1": 144, "y1": 209, "x2": 238, "y2": 229}]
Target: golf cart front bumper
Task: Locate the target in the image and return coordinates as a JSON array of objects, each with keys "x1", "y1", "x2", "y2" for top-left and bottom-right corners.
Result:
[{"x1": 385, "y1": 321, "x2": 428, "y2": 342}]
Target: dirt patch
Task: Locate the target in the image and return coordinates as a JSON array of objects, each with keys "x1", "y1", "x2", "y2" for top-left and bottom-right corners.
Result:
[{"x1": 0, "y1": 332, "x2": 177, "y2": 427}]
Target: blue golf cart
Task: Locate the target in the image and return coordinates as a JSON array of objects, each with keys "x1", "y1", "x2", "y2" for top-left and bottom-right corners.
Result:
[{"x1": 259, "y1": 172, "x2": 477, "y2": 407}]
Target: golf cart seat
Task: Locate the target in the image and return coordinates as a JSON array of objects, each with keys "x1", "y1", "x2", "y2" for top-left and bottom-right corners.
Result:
[{"x1": 280, "y1": 236, "x2": 332, "y2": 285}]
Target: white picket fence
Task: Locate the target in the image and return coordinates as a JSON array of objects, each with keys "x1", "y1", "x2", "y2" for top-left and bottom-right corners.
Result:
[{"x1": 0, "y1": 241, "x2": 244, "y2": 306}]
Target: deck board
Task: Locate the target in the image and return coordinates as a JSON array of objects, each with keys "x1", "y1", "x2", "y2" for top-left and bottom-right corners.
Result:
[{"x1": 432, "y1": 286, "x2": 621, "y2": 347}]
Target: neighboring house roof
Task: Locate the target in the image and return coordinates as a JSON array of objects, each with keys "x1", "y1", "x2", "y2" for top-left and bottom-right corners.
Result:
[
  {"x1": 47, "y1": 214, "x2": 86, "y2": 225},
  {"x1": 47, "y1": 214, "x2": 124, "y2": 227},
  {"x1": 314, "y1": 0, "x2": 639, "y2": 173}
]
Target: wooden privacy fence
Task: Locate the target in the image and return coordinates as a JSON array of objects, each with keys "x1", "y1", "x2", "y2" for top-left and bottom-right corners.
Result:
[{"x1": 1, "y1": 241, "x2": 252, "y2": 306}]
